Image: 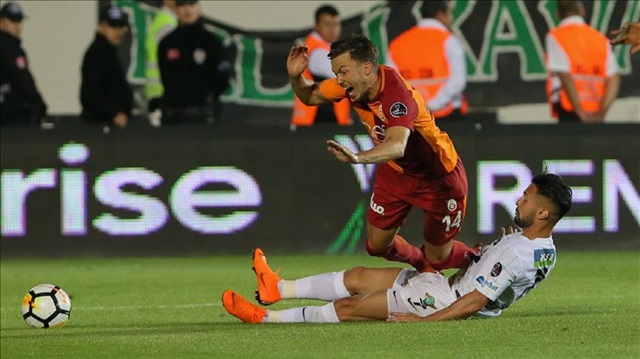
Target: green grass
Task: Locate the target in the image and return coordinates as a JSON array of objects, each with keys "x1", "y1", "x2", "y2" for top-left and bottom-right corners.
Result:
[{"x1": 1, "y1": 252, "x2": 639, "y2": 358}]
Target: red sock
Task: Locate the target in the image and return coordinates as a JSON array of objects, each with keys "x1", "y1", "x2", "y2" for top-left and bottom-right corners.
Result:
[
  {"x1": 428, "y1": 240, "x2": 478, "y2": 271},
  {"x1": 366, "y1": 235, "x2": 426, "y2": 271}
]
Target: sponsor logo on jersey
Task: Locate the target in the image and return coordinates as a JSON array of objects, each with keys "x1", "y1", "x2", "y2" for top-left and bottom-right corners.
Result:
[
  {"x1": 447, "y1": 199, "x2": 457, "y2": 212},
  {"x1": 490, "y1": 262, "x2": 502, "y2": 277},
  {"x1": 390, "y1": 102, "x2": 408, "y2": 117},
  {"x1": 407, "y1": 292, "x2": 437, "y2": 310},
  {"x1": 193, "y1": 48, "x2": 207, "y2": 65},
  {"x1": 369, "y1": 193, "x2": 385, "y2": 215},
  {"x1": 534, "y1": 248, "x2": 555, "y2": 269},
  {"x1": 475, "y1": 276, "x2": 498, "y2": 291}
]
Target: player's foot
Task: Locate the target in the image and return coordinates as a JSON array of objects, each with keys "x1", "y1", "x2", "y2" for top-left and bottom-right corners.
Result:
[
  {"x1": 252, "y1": 248, "x2": 282, "y2": 306},
  {"x1": 222, "y1": 290, "x2": 266, "y2": 324}
]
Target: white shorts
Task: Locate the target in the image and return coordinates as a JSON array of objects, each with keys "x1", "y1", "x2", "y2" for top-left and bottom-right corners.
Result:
[{"x1": 386, "y1": 269, "x2": 458, "y2": 317}]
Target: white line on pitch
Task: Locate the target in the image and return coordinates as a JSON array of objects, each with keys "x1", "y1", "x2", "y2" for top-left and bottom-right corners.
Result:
[{"x1": 1, "y1": 302, "x2": 221, "y2": 312}]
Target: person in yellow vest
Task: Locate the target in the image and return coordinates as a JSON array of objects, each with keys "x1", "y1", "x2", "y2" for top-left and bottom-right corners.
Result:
[
  {"x1": 290, "y1": 5, "x2": 352, "y2": 131},
  {"x1": 388, "y1": 0, "x2": 467, "y2": 121},
  {"x1": 146, "y1": 0, "x2": 178, "y2": 126},
  {"x1": 610, "y1": 21, "x2": 640, "y2": 54},
  {"x1": 545, "y1": 0, "x2": 620, "y2": 123}
]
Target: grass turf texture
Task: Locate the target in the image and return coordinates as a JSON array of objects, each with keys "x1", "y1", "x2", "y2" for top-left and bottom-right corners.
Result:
[{"x1": 1, "y1": 252, "x2": 639, "y2": 358}]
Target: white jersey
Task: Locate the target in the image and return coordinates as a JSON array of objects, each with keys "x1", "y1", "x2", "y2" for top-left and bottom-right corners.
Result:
[{"x1": 450, "y1": 233, "x2": 556, "y2": 318}]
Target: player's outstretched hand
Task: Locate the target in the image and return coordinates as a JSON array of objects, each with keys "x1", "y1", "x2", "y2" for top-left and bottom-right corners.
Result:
[
  {"x1": 327, "y1": 140, "x2": 359, "y2": 163},
  {"x1": 387, "y1": 312, "x2": 424, "y2": 323},
  {"x1": 287, "y1": 45, "x2": 310, "y2": 78},
  {"x1": 610, "y1": 22, "x2": 640, "y2": 54}
]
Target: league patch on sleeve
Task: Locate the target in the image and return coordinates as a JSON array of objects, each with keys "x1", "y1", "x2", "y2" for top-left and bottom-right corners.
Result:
[
  {"x1": 389, "y1": 102, "x2": 408, "y2": 117},
  {"x1": 490, "y1": 262, "x2": 502, "y2": 277}
]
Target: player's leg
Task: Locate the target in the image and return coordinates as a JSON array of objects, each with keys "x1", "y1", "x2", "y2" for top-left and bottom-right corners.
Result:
[
  {"x1": 365, "y1": 224, "x2": 428, "y2": 271},
  {"x1": 365, "y1": 165, "x2": 425, "y2": 269},
  {"x1": 254, "y1": 247, "x2": 403, "y2": 304},
  {"x1": 419, "y1": 160, "x2": 477, "y2": 271},
  {"x1": 223, "y1": 270, "x2": 451, "y2": 323},
  {"x1": 222, "y1": 289, "x2": 390, "y2": 323},
  {"x1": 280, "y1": 266, "x2": 403, "y2": 302}
]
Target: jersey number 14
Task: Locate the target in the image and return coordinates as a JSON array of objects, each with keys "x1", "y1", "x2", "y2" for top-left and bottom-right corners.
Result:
[{"x1": 442, "y1": 210, "x2": 462, "y2": 232}]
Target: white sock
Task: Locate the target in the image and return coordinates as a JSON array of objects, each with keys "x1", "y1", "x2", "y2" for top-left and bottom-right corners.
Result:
[
  {"x1": 278, "y1": 270, "x2": 350, "y2": 301},
  {"x1": 265, "y1": 302, "x2": 340, "y2": 323}
]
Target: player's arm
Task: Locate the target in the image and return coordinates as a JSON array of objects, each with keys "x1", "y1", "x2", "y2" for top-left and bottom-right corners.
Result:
[
  {"x1": 287, "y1": 45, "x2": 330, "y2": 106},
  {"x1": 327, "y1": 126, "x2": 410, "y2": 164},
  {"x1": 387, "y1": 289, "x2": 488, "y2": 322},
  {"x1": 598, "y1": 48, "x2": 620, "y2": 121},
  {"x1": 557, "y1": 73, "x2": 587, "y2": 120}
]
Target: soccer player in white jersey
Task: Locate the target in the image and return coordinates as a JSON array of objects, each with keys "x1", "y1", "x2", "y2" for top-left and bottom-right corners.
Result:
[{"x1": 222, "y1": 173, "x2": 572, "y2": 323}]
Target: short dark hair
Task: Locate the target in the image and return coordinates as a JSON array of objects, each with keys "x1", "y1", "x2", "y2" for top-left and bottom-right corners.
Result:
[
  {"x1": 315, "y1": 5, "x2": 339, "y2": 24},
  {"x1": 328, "y1": 34, "x2": 378, "y2": 67},
  {"x1": 532, "y1": 173, "x2": 573, "y2": 222},
  {"x1": 420, "y1": 0, "x2": 449, "y2": 19},
  {"x1": 557, "y1": 0, "x2": 582, "y2": 18}
]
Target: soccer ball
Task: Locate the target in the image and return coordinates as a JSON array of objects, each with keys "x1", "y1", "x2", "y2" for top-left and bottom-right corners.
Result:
[{"x1": 21, "y1": 284, "x2": 72, "y2": 328}]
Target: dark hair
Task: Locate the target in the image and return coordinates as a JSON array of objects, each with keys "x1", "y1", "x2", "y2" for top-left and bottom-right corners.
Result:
[
  {"x1": 420, "y1": 0, "x2": 449, "y2": 19},
  {"x1": 328, "y1": 34, "x2": 378, "y2": 67},
  {"x1": 532, "y1": 173, "x2": 573, "y2": 222},
  {"x1": 557, "y1": 0, "x2": 582, "y2": 18},
  {"x1": 315, "y1": 5, "x2": 339, "y2": 23}
]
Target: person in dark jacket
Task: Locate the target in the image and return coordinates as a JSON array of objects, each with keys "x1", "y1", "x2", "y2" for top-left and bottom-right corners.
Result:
[
  {"x1": 0, "y1": 2, "x2": 47, "y2": 126},
  {"x1": 80, "y1": 6, "x2": 133, "y2": 128},
  {"x1": 158, "y1": 0, "x2": 231, "y2": 124}
]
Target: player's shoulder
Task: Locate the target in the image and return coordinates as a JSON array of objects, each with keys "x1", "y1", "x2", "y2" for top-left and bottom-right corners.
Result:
[{"x1": 379, "y1": 66, "x2": 413, "y2": 101}]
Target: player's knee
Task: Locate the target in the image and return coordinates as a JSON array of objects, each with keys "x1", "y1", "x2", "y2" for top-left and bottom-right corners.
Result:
[
  {"x1": 422, "y1": 238, "x2": 453, "y2": 262},
  {"x1": 333, "y1": 296, "x2": 359, "y2": 320},
  {"x1": 365, "y1": 239, "x2": 387, "y2": 256},
  {"x1": 344, "y1": 267, "x2": 367, "y2": 294}
]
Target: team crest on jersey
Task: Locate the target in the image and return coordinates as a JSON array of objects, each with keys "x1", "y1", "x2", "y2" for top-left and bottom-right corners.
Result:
[
  {"x1": 407, "y1": 292, "x2": 437, "y2": 310},
  {"x1": 390, "y1": 102, "x2": 408, "y2": 117},
  {"x1": 193, "y1": 48, "x2": 207, "y2": 65},
  {"x1": 447, "y1": 199, "x2": 457, "y2": 212},
  {"x1": 491, "y1": 262, "x2": 502, "y2": 277}
]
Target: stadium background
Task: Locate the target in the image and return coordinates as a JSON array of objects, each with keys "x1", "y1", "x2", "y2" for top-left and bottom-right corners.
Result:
[{"x1": 1, "y1": 0, "x2": 639, "y2": 257}]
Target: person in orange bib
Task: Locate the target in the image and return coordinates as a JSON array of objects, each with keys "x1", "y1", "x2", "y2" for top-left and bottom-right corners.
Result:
[
  {"x1": 290, "y1": 5, "x2": 352, "y2": 131},
  {"x1": 287, "y1": 35, "x2": 478, "y2": 273},
  {"x1": 388, "y1": 0, "x2": 467, "y2": 121},
  {"x1": 545, "y1": 0, "x2": 620, "y2": 123}
]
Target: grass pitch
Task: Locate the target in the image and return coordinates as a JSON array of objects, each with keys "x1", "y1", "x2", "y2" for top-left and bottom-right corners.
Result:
[{"x1": 1, "y1": 251, "x2": 639, "y2": 358}]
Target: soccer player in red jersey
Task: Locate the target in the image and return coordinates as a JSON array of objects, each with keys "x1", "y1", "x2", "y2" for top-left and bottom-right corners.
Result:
[{"x1": 286, "y1": 34, "x2": 476, "y2": 271}]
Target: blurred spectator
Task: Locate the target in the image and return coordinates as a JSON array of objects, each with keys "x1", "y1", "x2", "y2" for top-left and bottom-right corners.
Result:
[
  {"x1": 146, "y1": 0, "x2": 178, "y2": 126},
  {"x1": 290, "y1": 4, "x2": 352, "y2": 131},
  {"x1": 545, "y1": 0, "x2": 620, "y2": 123},
  {"x1": 388, "y1": 0, "x2": 467, "y2": 121},
  {"x1": 80, "y1": 6, "x2": 132, "y2": 129},
  {"x1": 610, "y1": 22, "x2": 640, "y2": 54},
  {"x1": 158, "y1": 0, "x2": 231, "y2": 124},
  {"x1": 0, "y1": 2, "x2": 47, "y2": 126}
]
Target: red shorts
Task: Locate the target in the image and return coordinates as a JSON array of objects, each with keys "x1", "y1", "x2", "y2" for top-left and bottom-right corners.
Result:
[{"x1": 367, "y1": 159, "x2": 468, "y2": 246}]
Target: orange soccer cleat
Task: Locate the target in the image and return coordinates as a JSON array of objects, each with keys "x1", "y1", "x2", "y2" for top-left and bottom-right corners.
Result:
[
  {"x1": 221, "y1": 290, "x2": 266, "y2": 324},
  {"x1": 252, "y1": 248, "x2": 282, "y2": 305}
]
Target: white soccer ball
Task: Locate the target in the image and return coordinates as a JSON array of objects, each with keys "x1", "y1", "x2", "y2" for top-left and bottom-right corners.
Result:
[{"x1": 21, "y1": 284, "x2": 72, "y2": 329}]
